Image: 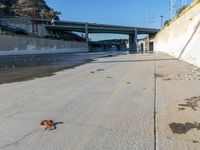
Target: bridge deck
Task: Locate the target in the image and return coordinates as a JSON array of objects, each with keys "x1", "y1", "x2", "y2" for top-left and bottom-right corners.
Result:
[{"x1": 33, "y1": 19, "x2": 159, "y2": 35}]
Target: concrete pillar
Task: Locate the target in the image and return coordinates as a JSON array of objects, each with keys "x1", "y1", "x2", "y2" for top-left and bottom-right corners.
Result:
[
  {"x1": 104, "y1": 44, "x2": 109, "y2": 51},
  {"x1": 32, "y1": 21, "x2": 35, "y2": 35},
  {"x1": 146, "y1": 35, "x2": 150, "y2": 53},
  {"x1": 85, "y1": 23, "x2": 89, "y2": 43},
  {"x1": 129, "y1": 29, "x2": 137, "y2": 53}
]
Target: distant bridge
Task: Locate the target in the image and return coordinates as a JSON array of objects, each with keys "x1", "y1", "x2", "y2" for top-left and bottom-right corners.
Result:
[{"x1": 33, "y1": 19, "x2": 159, "y2": 52}]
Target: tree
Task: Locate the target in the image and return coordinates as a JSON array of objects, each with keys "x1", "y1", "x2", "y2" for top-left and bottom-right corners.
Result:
[
  {"x1": 39, "y1": 9, "x2": 48, "y2": 19},
  {"x1": 48, "y1": 9, "x2": 61, "y2": 19},
  {"x1": 176, "y1": 6, "x2": 187, "y2": 16},
  {"x1": 39, "y1": 9, "x2": 61, "y2": 19},
  {"x1": 163, "y1": 19, "x2": 172, "y2": 27}
]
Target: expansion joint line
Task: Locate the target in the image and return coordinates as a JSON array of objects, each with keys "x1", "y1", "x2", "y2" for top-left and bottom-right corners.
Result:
[{"x1": 153, "y1": 53, "x2": 157, "y2": 150}]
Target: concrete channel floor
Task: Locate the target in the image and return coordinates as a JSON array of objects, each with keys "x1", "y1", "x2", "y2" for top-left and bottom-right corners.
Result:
[{"x1": 0, "y1": 52, "x2": 200, "y2": 150}]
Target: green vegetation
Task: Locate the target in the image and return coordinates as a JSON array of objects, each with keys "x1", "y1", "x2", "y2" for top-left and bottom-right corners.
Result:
[
  {"x1": 163, "y1": 19, "x2": 172, "y2": 27},
  {"x1": 176, "y1": 6, "x2": 187, "y2": 16},
  {"x1": 39, "y1": 9, "x2": 61, "y2": 20},
  {"x1": 163, "y1": 5, "x2": 188, "y2": 28}
]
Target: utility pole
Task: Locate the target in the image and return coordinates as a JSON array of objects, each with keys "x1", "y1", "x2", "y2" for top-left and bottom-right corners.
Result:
[
  {"x1": 182, "y1": 0, "x2": 187, "y2": 6},
  {"x1": 169, "y1": 0, "x2": 176, "y2": 19},
  {"x1": 160, "y1": 15, "x2": 164, "y2": 28},
  {"x1": 145, "y1": 12, "x2": 155, "y2": 28}
]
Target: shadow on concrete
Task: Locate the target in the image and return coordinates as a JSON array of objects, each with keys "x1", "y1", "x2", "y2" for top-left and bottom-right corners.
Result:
[
  {"x1": 178, "y1": 20, "x2": 200, "y2": 58},
  {"x1": 54, "y1": 122, "x2": 64, "y2": 130},
  {"x1": 91, "y1": 58, "x2": 178, "y2": 64}
]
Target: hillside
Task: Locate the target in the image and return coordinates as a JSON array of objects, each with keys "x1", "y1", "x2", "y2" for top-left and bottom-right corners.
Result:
[{"x1": 0, "y1": 0, "x2": 59, "y2": 19}]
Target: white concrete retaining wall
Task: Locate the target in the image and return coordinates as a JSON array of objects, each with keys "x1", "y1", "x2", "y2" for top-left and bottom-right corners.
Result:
[
  {"x1": 0, "y1": 34, "x2": 88, "y2": 55},
  {"x1": 154, "y1": 0, "x2": 200, "y2": 67}
]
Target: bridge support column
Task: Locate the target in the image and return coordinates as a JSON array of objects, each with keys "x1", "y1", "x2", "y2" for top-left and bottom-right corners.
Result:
[
  {"x1": 85, "y1": 23, "x2": 89, "y2": 43},
  {"x1": 129, "y1": 29, "x2": 137, "y2": 53},
  {"x1": 146, "y1": 35, "x2": 150, "y2": 53}
]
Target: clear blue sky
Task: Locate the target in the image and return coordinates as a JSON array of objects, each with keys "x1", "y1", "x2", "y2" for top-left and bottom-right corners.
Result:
[{"x1": 46, "y1": 0, "x2": 193, "y2": 40}]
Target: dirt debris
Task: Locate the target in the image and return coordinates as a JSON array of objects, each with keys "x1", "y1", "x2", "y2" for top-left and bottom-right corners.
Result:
[{"x1": 178, "y1": 96, "x2": 200, "y2": 111}]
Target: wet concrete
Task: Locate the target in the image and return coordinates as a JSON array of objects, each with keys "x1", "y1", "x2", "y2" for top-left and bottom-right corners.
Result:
[
  {"x1": 169, "y1": 122, "x2": 200, "y2": 134},
  {"x1": 1, "y1": 52, "x2": 200, "y2": 149},
  {"x1": 0, "y1": 51, "x2": 126, "y2": 84},
  {"x1": 0, "y1": 52, "x2": 156, "y2": 150}
]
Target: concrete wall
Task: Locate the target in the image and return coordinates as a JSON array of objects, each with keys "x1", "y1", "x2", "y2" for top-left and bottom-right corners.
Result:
[
  {"x1": 0, "y1": 34, "x2": 88, "y2": 55},
  {"x1": 138, "y1": 37, "x2": 154, "y2": 53},
  {"x1": 154, "y1": 0, "x2": 200, "y2": 67},
  {"x1": 0, "y1": 17, "x2": 48, "y2": 36}
]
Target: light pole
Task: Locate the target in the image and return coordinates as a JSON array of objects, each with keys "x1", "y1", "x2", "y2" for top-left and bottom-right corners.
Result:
[{"x1": 160, "y1": 15, "x2": 164, "y2": 28}]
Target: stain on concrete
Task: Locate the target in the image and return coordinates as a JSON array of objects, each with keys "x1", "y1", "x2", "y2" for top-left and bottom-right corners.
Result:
[
  {"x1": 163, "y1": 78, "x2": 171, "y2": 81},
  {"x1": 169, "y1": 122, "x2": 200, "y2": 134},
  {"x1": 178, "y1": 107, "x2": 186, "y2": 111},
  {"x1": 154, "y1": 73, "x2": 165, "y2": 78},
  {"x1": 90, "y1": 71, "x2": 95, "y2": 74},
  {"x1": 96, "y1": 69, "x2": 105, "y2": 72},
  {"x1": 166, "y1": 136, "x2": 172, "y2": 139},
  {"x1": 178, "y1": 96, "x2": 200, "y2": 111},
  {"x1": 157, "y1": 66, "x2": 165, "y2": 68},
  {"x1": 193, "y1": 140, "x2": 200, "y2": 143},
  {"x1": 163, "y1": 73, "x2": 200, "y2": 81},
  {"x1": 107, "y1": 76, "x2": 113, "y2": 79},
  {"x1": 126, "y1": 82, "x2": 131, "y2": 84}
]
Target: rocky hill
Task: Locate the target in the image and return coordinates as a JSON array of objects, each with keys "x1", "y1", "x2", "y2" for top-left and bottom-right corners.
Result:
[{"x1": 0, "y1": 0, "x2": 59, "y2": 19}]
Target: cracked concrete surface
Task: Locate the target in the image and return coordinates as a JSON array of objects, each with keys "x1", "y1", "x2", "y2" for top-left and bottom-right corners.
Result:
[{"x1": 0, "y1": 53, "x2": 200, "y2": 150}]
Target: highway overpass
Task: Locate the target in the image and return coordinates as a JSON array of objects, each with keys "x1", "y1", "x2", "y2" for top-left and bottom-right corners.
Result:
[{"x1": 33, "y1": 19, "x2": 159, "y2": 52}]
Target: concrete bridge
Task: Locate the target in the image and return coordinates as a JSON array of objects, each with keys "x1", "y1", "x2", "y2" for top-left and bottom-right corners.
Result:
[{"x1": 33, "y1": 19, "x2": 159, "y2": 52}]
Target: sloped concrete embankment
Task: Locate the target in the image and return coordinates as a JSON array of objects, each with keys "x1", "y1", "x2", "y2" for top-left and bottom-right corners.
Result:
[
  {"x1": 0, "y1": 34, "x2": 88, "y2": 55},
  {"x1": 154, "y1": 0, "x2": 200, "y2": 67}
]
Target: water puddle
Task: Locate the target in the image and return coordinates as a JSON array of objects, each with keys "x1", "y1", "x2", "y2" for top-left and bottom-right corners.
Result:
[{"x1": 0, "y1": 52, "x2": 124, "y2": 84}]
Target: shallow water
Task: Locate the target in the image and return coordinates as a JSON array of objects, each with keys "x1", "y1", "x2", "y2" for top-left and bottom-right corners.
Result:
[{"x1": 0, "y1": 51, "x2": 126, "y2": 84}]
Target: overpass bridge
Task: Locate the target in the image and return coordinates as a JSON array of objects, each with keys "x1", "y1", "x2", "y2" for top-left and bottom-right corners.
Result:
[{"x1": 33, "y1": 19, "x2": 159, "y2": 52}]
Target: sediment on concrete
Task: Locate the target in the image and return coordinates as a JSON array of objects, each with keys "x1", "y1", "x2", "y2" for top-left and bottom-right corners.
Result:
[{"x1": 0, "y1": 34, "x2": 88, "y2": 55}]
